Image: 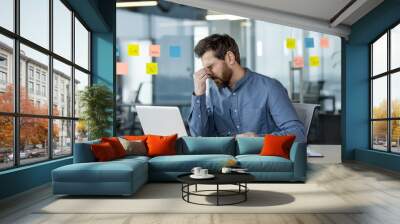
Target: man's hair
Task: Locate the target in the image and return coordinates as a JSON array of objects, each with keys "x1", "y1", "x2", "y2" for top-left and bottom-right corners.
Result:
[{"x1": 194, "y1": 34, "x2": 240, "y2": 65}]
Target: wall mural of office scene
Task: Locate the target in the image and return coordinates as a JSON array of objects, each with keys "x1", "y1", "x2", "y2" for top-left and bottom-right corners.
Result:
[{"x1": 115, "y1": 1, "x2": 341, "y2": 144}]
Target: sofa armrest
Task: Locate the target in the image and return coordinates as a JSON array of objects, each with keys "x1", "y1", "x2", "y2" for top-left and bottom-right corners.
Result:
[
  {"x1": 73, "y1": 140, "x2": 100, "y2": 163},
  {"x1": 289, "y1": 142, "x2": 307, "y2": 181}
]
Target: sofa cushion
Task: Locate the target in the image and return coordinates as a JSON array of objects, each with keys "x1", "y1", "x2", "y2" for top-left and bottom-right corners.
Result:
[
  {"x1": 101, "y1": 137, "x2": 127, "y2": 158},
  {"x1": 123, "y1": 135, "x2": 148, "y2": 141},
  {"x1": 236, "y1": 137, "x2": 264, "y2": 155},
  {"x1": 115, "y1": 155, "x2": 150, "y2": 163},
  {"x1": 148, "y1": 154, "x2": 235, "y2": 172},
  {"x1": 260, "y1": 135, "x2": 296, "y2": 159},
  {"x1": 91, "y1": 142, "x2": 118, "y2": 161},
  {"x1": 52, "y1": 158, "x2": 147, "y2": 183},
  {"x1": 118, "y1": 137, "x2": 147, "y2": 156},
  {"x1": 179, "y1": 137, "x2": 235, "y2": 155},
  {"x1": 146, "y1": 134, "x2": 178, "y2": 157},
  {"x1": 236, "y1": 155, "x2": 293, "y2": 172}
]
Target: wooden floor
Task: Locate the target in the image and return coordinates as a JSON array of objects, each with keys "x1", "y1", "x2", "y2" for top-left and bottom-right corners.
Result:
[{"x1": 1, "y1": 148, "x2": 400, "y2": 224}]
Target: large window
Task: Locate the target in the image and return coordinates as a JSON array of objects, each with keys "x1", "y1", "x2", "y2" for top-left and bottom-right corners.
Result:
[
  {"x1": 370, "y1": 23, "x2": 400, "y2": 153},
  {"x1": 0, "y1": 0, "x2": 91, "y2": 171}
]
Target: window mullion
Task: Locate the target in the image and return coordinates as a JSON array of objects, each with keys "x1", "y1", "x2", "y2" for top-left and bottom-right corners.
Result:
[
  {"x1": 14, "y1": 0, "x2": 20, "y2": 167},
  {"x1": 49, "y1": 0, "x2": 53, "y2": 160},
  {"x1": 72, "y1": 11, "x2": 76, "y2": 154},
  {"x1": 388, "y1": 30, "x2": 391, "y2": 152}
]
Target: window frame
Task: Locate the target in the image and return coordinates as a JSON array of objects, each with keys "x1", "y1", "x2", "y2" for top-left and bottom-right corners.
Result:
[
  {"x1": 0, "y1": 0, "x2": 92, "y2": 171},
  {"x1": 370, "y1": 20, "x2": 400, "y2": 154}
]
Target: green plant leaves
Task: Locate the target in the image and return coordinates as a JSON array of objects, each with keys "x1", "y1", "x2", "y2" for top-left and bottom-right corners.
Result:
[{"x1": 79, "y1": 84, "x2": 114, "y2": 140}]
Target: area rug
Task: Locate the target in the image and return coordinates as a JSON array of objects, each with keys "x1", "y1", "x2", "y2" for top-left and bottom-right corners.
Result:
[{"x1": 37, "y1": 183, "x2": 361, "y2": 214}]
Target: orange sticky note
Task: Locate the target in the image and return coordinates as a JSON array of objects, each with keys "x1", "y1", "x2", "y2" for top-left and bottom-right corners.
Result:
[
  {"x1": 128, "y1": 43, "x2": 140, "y2": 56},
  {"x1": 116, "y1": 62, "x2": 128, "y2": 75},
  {"x1": 149, "y1": 44, "x2": 160, "y2": 57},
  {"x1": 309, "y1": 56, "x2": 320, "y2": 67},
  {"x1": 286, "y1": 38, "x2": 296, "y2": 49},
  {"x1": 146, "y1": 63, "x2": 158, "y2": 75},
  {"x1": 320, "y1": 37, "x2": 330, "y2": 48},
  {"x1": 293, "y1": 56, "x2": 304, "y2": 68}
]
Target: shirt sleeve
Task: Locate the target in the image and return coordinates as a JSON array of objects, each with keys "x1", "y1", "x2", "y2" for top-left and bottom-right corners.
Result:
[
  {"x1": 267, "y1": 80, "x2": 306, "y2": 143},
  {"x1": 187, "y1": 93, "x2": 216, "y2": 136}
]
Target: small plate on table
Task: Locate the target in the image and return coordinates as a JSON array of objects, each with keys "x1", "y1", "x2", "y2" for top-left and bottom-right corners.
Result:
[{"x1": 190, "y1": 174, "x2": 215, "y2": 179}]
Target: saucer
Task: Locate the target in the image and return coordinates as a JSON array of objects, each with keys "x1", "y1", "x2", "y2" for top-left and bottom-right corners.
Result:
[{"x1": 190, "y1": 174, "x2": 215, "y2": 179}]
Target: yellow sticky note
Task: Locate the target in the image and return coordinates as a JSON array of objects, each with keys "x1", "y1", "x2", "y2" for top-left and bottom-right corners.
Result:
[
  {"x1": 128, "y1": 44, "x2": 140, "y2": 56},
  {"x1": 146, "y1": 63, "x2": 158, "y2": 75},
  {"x1": 309, "y1": 56, "x2": 320, "y2": 67},
  {"x1": 286, "y1": 38, "x2": 296, "y2": 49}
]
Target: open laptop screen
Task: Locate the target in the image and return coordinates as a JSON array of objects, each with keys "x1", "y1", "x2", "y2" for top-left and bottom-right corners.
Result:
[{"x1": 136, "y1": 105, "x2": 188, "y2": 137}]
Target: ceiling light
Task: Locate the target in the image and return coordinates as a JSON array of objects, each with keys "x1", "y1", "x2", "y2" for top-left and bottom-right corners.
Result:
[
  {"x1": 205, "y1": 14, "x2": 247, "y2": 21},
  {"x1": 116, "y1": 1, "x2": 158, "y2": 8}
]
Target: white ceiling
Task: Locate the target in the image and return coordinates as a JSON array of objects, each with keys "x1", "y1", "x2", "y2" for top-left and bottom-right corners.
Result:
[
  {"x1": 225, "y1": 0, "x2": 353, "y2": 23},
  {"x1": 166, "y1": 0, "x2": 384, "y2": 38}
]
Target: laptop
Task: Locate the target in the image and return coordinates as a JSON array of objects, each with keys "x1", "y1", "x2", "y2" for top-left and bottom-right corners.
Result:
[{"x1": 135, "y1": 105, "x2": 188, "y2": 137}]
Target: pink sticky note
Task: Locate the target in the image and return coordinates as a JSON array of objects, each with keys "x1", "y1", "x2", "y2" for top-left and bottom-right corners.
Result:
[
  {"x1": 293, "y1": 56, "x2": 304, "y2": 68},
  {"x1": 320, "y1": 37, "x2": 330, "y2": 48},
  {"x1": 116, "y1": 62, "x2": 128, "y2": 75},
  {"x1": 149, "y1": 44, "x2": 160, "y2": 57}
]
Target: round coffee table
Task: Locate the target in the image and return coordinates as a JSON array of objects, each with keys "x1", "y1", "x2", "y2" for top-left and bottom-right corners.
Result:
[{"x1": 177, "y1": 173, "x2": 255, "y2": 206}]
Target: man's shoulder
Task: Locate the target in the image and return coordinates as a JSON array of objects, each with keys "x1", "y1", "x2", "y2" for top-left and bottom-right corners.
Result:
[{"x1": 248, "y1": 70, "x2": 283, "y2": 88}]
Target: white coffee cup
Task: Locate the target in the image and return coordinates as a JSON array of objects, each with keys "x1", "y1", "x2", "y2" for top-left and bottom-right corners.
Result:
[
  {"x1": 200, "y1": 169, "x2": 208, "y2": 176},
  {"x1": 191, "y1": 167, "x2": 202, "y2": 176},
  {"x1": 221, "y1": 167, "x2": 232, "y2": 174}
]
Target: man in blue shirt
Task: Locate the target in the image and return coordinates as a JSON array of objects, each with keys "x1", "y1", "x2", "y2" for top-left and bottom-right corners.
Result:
[{"x1": 188, "y1": 34, "x2": 305, "y2": 143}]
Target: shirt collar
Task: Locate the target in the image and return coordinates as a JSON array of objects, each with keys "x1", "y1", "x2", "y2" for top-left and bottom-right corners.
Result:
[{"x1": 230, "y1": 68, "x2": 252, "y2": 92}]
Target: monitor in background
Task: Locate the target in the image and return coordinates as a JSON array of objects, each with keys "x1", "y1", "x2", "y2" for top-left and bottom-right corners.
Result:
[{"x1": 135, "y1": 105, "x2": 188, "y2": 137}]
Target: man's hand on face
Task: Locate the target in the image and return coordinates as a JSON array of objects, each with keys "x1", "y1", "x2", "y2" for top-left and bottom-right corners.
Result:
[
  {"x1": 236, "y1": 132, "x2": 258, "y2": 138},
  {"x1": 193, "y1": 68, "x2": 210, "y2": 96}
]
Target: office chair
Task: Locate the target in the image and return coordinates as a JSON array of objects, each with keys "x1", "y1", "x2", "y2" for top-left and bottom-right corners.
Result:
[{"x1": 292, "y1": 103, "x2": 321, "y2": 157}]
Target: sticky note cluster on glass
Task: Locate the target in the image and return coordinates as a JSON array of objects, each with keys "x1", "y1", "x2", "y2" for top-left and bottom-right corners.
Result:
[
  {"x1": 286, "y1": 37, "x2": 330, "y2": 49},
  {"x1": 291, "y1": 55, "x2": 321, "y2": 68},
  {"x1": 125, "y1": 43, "x2": 183, "y2": 75}
]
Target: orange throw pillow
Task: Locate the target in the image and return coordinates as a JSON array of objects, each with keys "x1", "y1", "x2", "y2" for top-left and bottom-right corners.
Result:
[
  {"x1": 146, "y1": 134, "x2": 178, "y2": 157},
  {"x1": 124, "y1": 135, "x2": 148, "y2": 141},
  {"x1": 259, "y1": 134, "x2": 296, "y2": 159},
  {"x1": 91, "y1": 142, "x2": 117, "y2": 161},
  {"x1": 101, "y1": 137, "x2": 127, "y2": 158}
]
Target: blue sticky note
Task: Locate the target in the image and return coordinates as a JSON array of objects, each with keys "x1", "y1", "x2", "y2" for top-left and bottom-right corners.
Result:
[
  {"x1": 305, "y1": 37, "x2": 314, "y2": 48},
  {"x1": 169, "y1": 45, "x2": 181, "y2": 58}
]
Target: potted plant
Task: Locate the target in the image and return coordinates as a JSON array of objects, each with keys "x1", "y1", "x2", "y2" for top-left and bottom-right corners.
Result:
[{"x1": 79, "y1": 84, "x2": 114, "y2": 140}]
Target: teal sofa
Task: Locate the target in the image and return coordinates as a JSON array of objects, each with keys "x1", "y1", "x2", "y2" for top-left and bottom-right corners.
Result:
[{"x1": 52, "y1": 137, "x2": 306, "y2": 196}]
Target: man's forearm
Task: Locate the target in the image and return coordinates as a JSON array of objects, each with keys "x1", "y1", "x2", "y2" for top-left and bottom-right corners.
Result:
[
  {"x1": 270, "y1": 121, "x2": 306, "y2": 143},
  {"x1": 187, "y1": 94, "x2": 212, "y2": 136}
]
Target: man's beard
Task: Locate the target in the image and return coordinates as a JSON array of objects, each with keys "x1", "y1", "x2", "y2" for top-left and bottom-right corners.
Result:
[{"x1": 212, "y1": 67, "x2": 232, "y2": 88}]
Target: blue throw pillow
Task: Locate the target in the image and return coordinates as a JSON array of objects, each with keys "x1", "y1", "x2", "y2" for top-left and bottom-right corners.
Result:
[{"x1": 236, "y1": 137, "x2": 264, "y2": 155}]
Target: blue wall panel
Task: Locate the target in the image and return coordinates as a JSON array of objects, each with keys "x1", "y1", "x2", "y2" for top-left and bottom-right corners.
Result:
[
  {"x1": 343, "y1": 44, "x2": 369, "y2": 160},
  {"x1": 0, "y1": 158, "x2": 72, "y2": 199}
]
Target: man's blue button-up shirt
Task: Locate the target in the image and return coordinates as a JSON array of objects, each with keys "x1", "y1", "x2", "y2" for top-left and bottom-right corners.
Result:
[{"x1": 187, "y1": 68, "x2": 306, "y2": 143}]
